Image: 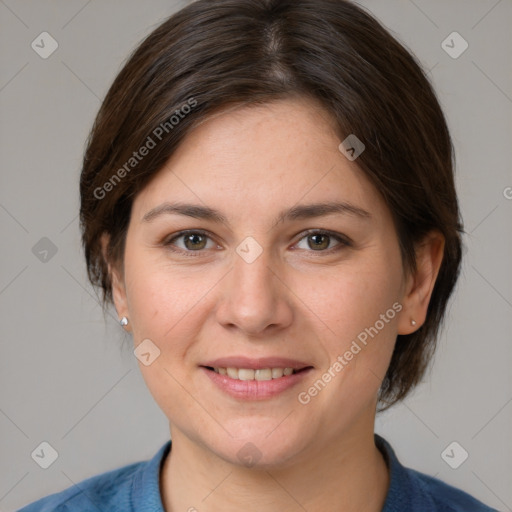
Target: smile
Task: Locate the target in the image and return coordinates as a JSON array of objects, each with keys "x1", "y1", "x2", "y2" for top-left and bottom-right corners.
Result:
[
  {"x1": 200, "y1": 358, "x2": 313, "y2": 400},
  {"x1": 209, "y1": 367, "x2": 296, "y2": 380}
]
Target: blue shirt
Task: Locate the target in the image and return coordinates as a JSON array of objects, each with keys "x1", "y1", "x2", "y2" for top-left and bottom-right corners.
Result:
[{"x1": 18, "y1": 435, "x2": 498, "y2": 511}]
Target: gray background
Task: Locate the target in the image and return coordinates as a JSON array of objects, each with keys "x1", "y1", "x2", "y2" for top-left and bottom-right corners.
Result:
[{"x1": 1, "y1": 0, "x2": 511, "y2": 510}]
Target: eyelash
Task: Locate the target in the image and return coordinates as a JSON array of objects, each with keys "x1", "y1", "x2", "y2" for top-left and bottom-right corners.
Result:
[{"x1": 162, "y1": 229, "x2": 352, "y2": 258}]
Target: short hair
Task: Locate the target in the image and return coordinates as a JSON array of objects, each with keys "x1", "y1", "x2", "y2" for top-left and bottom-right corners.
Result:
[{"x1": 79, "y1": 0, "x2": 463, "y2": 410}]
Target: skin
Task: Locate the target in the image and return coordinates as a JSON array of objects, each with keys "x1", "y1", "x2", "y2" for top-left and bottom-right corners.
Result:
[{"x1": 104, "y1": 97, "x2": 444, "y2": 511}]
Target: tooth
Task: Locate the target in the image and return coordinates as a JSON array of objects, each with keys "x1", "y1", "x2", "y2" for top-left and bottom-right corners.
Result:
[
  {"x1": 271, "y1": 368, "x2": 284, "y2": 378},
  {"x1": 220, "y1": 367, "x2": 298, "y2": 380},
  {"x1": 227, "y1": 367, "x2": 239, "y2": 379},
  {"x1": 255, "y1": 368, "x2": 272, "y2": 381},
  {"x1": 238, "y1": 368, "x2": 255, "y2": 380}
]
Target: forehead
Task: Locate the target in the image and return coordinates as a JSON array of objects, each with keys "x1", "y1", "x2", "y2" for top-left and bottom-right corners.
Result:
[{"x1": 132, "y1": 97, "x2": 385, "y2": 223}]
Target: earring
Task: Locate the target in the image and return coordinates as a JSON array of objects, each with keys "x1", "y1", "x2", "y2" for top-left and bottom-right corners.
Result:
[
  {"x1": 120, "y1": 317, "x2": 129, "y2": 327},
  {"x1": 411, "y1": 319, "x2": 417, "y2": 326}
]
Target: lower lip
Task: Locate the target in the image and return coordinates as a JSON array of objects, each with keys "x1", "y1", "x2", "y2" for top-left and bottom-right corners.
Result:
[{"x1": 201, "y1": 367, "x2": 312, "y2": 400}]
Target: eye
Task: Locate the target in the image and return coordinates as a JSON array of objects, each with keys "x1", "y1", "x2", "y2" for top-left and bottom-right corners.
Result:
[
  {"x1": 294, "y1": 230, "x2": 351, "y2": 252},
  {"x1": 164, "y1": 230, "x2": 217, "y2": 255},
  {"x1": 163, "y1": 229, "x2": 351, "y2": 257}
]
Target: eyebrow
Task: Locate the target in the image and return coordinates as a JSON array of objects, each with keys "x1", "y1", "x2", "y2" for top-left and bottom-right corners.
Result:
[{"x1": 141, "y1": 201, "x2": 371, "y2": 226}]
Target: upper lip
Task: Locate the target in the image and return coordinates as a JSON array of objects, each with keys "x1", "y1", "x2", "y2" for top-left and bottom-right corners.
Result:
[{"x1": 202, "y1": 356, "x2": 312, "y2": 370}]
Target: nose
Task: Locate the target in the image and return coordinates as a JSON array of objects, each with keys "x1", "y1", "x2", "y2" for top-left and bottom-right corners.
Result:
[{"x1": 215, "y1": 245, "x2": 294, "y2": 337}]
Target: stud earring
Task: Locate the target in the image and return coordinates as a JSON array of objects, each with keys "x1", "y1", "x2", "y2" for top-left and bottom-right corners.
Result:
[
  {"x1": 411, "y1": 319, "x2": 417, "y2": 326},
  {"x1": 120, "y1": 317, "x2": 129, "y2": 327}
]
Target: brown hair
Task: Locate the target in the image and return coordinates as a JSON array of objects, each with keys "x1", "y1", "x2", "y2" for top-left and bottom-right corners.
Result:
[{"x1": 79, "y1": 0, "x2": 463, "y2": 410}]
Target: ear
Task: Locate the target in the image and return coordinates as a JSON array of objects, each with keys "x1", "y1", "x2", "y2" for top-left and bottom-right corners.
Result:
[
  {"x1": 397, "y1": 230, "x2": 445, "y2": 335},
  {"x1": 100, "y1": 233, "x2": 130, "y2": 330}
]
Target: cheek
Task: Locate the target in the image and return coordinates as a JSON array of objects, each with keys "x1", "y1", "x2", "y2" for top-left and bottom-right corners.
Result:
[
  {"x1": 123, "y1": 248, "x2": 221, "y2": 362},
  {"x1": 127, "y1": 272, "x2": 200, "y2": 341},
  {"x1": 122, "y1": 255, "x2": 209, "y2": 418},
  {"x1": 306, "y1": 253, "x2": 403, "y2": 397},
  {"x1": 313, "y1": 259, "x2": 402, "y2": 342}
]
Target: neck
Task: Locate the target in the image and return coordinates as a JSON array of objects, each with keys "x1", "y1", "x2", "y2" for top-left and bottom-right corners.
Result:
[{"x1": 160, "y1": 422, "x2": 389, "y2": 512}]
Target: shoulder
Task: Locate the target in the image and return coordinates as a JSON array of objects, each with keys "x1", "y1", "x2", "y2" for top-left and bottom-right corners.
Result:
[
  {"x1": 17, "y1": 461, "x2": 141, "y2": 512},
  {"x1": 407, "y1": 466, "x2": 499, "y2": 512},
  {"x1": 17, "y1": 440, "x2": 171, "y2": 512},
  {"x1": 376, "y1": 435, "x2": 498, "y2": 512}
]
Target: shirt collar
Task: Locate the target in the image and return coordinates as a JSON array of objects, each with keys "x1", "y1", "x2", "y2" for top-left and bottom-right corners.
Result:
[
  {"x1": 132, "y1": 435, "x2": 427, "y2": 511},
  {"x1": 131, "y1": 439, "x2": 171, "y2": 511}
]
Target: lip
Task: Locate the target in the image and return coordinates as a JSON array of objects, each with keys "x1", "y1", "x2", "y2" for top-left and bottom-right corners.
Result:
[
  {"x1": 200, "y1": 357, "x2": 313, "y2": 400},
  {"x1": 202, "y1": 356, "x2": 312, "y2": 371}
]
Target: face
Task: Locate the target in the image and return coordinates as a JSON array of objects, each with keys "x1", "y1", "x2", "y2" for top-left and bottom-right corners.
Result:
[{"x1": 111, "y1": 97, "x2": 419, "y2": 467}]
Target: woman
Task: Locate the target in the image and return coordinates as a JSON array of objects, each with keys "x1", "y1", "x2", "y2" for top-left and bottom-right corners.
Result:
[{"x1": 19, "y1": 0, "x2": 498, "y2": 510}]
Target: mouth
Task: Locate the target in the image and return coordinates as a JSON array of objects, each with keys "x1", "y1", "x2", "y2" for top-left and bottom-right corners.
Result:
[
  {"x1": 202, "y1": 366, "x2": 308, "y2": 380},
  {"x1": 200, "y1": 357, "x2": 313, "y2": 400}
]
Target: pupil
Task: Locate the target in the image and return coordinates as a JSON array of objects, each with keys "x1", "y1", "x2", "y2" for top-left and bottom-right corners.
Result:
[
  {"x1": 310, "y1": 234, "x2": 328, "y2": 250},
  {"x1": 186, "y1": 234, "x2": 205, "y2": 250}
]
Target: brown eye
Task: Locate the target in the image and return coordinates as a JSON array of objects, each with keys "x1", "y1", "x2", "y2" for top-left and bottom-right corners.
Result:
[
  {"x1": 307, "y1": 233, "x2": 331, "y2": 251},
  {"x1": 182, "y1": 233, "x2": 208, "y2": 250},
  {"x1": 295, "y1": 230, "x2": 351, "y2": 253},
  {"x1": 164, "y1": 230, "x2": 216, "y2": 255}
]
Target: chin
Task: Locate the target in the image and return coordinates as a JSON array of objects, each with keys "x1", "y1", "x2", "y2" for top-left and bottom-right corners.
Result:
[{"x1": 207, "y1": 424, "x2": 311, "y2": 470}]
